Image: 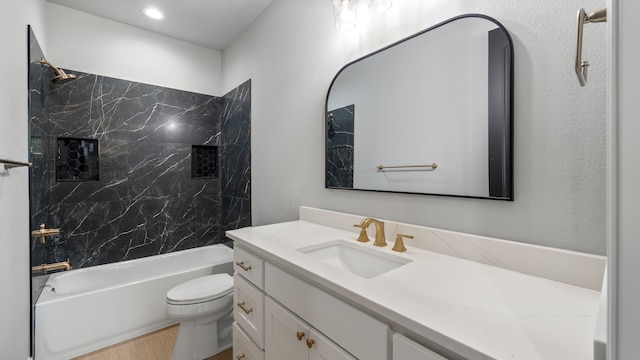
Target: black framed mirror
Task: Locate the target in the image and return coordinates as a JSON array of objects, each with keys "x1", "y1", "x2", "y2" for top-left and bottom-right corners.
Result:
[{"x1": 325, "y1": 14, "x2": 513, "y2": 200}]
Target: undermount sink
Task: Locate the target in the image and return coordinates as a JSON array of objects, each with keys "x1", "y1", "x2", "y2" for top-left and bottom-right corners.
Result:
[{"x1": 298, "y1": 240, "x2": 412, "y2": 278}]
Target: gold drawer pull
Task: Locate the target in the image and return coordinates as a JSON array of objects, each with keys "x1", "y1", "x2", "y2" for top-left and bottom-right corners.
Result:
[
  {"x1": 296, "y1": 331, "x2": 305, "y2": 341},
  {"x1": 235, "y1": 261, "x2": 252, "y2": 272},
  {"x1": 237, "y1": 301, "x2": 253, "y2": 314},
  {"x1": 237, "y1": 355, "x2": 245, "y2": 360},
  {"x1": 306, "y1": 338, "x2": 315, "y2": 349}
]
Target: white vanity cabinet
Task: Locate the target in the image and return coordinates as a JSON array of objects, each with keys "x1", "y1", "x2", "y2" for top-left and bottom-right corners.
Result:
[
  {"x1": 265, "y1": 263, "x2": 388, "y2": 360},
  {"x1": 233, "y1": 245, "x2": 388, "y2": 360},
  {"x1": 265, "y1": 297, "x2": 356, "y2": 360},
  {"x1": 227, "y1": 210, "x2": 605, "y2": 360}
]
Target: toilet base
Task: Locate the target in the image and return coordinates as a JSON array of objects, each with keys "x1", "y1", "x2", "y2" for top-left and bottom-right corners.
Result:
[{"x1": 171, "y1": 311, "x2": 233, "y2": 360}]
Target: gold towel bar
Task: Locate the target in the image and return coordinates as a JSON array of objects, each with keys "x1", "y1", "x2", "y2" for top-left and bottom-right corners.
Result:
[
  {"x1": 377, "y1": 163, "x2": 438, "y2": 171},
  {"x1": 0, "y1": 159, "x2": 32, "y2": 170}
]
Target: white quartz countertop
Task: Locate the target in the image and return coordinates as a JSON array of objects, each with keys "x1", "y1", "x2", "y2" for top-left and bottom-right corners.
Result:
[{"x1": 227, "y1": 220, "x2": 600, "y2": 360}]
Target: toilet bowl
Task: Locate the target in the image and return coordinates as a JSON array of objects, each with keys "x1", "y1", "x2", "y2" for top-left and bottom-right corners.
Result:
[{"x1": 166, "y1": 273, "x2": 234, "y2": 360}]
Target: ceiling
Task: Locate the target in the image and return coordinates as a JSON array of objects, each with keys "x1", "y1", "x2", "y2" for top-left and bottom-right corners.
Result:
[{"x1": 47, "y1": 0, "x2": 274, "y2": 51}]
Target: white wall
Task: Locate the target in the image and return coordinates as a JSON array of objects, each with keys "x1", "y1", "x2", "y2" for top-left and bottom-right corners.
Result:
[
  {"x1": 0, "y1": 0, "x2": 46, "y2": 358},
  {"x1": 46, "y1": 3, "x2": 223, "y2": 96},
  {"x1": 223, "y1": 0, "x2": 608, "y2": 255}
]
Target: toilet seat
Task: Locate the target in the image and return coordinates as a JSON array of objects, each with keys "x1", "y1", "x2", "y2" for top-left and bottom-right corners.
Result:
[{"x1": 166, "y1": 274, "x2": 233, "y2": 305}]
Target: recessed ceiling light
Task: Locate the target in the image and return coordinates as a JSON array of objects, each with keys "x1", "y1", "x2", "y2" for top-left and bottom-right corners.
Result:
[{"x1": 143, "y1": 7, "x2": 165, "y2": 20}]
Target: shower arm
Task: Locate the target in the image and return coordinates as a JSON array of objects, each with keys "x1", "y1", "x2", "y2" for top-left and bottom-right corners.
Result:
[
  {"x1": 575, "y1": 7, "x2": 607, "y2": 87},
  {"x1": 39, "y1": 58, "x2": 76, "y2": 82},
  {"x1": 40, "y1": 58, "x2": 63, "y2": 75}
]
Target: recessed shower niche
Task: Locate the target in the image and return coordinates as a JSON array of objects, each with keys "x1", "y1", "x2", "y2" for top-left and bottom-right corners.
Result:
[
  {"x1": 56, "y1": 137, "x2": 100, "y2": 182},
  {"x1": 192, "y1": 145, "x2": 218, "y2": 179}
]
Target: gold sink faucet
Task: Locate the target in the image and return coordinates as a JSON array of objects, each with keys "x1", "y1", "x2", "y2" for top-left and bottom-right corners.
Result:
[
  {"x1": 392, "y1": 234, "x2": 414, "y2": 252},
  {"x1": 358, "y1": 218, "x2": 386, "y2": 247}
]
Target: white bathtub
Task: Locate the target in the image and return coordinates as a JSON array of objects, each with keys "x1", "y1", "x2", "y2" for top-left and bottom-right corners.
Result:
[{"x1": 35, "y1": 244, "x2": 234, "y2": 360}]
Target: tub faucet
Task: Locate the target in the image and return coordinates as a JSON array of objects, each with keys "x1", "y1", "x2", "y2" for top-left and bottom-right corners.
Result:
[
  {"x1": 360, "y1": 218, "x2": 386, "y2": 247},
  {"x1": 31, "y1": 259, "x2": 72, "y2": 275}
]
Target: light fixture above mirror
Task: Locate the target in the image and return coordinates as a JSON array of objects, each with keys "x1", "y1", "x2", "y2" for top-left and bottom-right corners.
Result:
[
  {"x1": 334, "y1": 0, "x2": 357, "y2": 32},
  {"x1": 333, "y1": 0, "x2": 393, "y2": 32}
]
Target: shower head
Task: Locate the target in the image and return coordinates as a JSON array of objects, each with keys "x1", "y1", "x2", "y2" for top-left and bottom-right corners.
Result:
[{"x1": 40, "y1": 58, "x2": 77, "y2": 83}]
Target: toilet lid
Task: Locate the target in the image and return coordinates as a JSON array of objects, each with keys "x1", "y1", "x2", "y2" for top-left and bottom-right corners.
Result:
[{"x1": 166, "y1": 274, "x2": 233, "y2": 304}]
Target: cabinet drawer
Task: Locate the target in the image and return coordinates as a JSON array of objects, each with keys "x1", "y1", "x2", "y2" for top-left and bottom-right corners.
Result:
[
  {"x1": 234, "y1": 323, "x2": 264, "y2": 360},
  {"x1": 265, "y1": 263, "x2": 388, "y2": 360},
  {"x1": 234, "y1": 274, "x2": 265, "y2": 349},
  {"x1": 234, "y1": 246, "x2": 265, "y2": 289}
]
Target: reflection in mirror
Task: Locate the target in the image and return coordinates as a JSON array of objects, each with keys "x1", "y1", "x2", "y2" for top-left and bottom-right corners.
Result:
[
  {"x1": 326, "y1": 14, "x2": 513, "y2": 200},
  {"x1": 326, "y1": 105, "x2": 354, "y2": 188}
]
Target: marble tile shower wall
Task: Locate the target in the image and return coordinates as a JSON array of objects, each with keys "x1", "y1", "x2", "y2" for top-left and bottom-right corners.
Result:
[
  {"x1": 31, "y1": 71, "x2": 251, "y2": 269},
  {"x1": 29, "y1": 60, "x2": 50, "y2": 254},
  {"x1": 221, "y1": 80, "x2": 251, "y2": 238}
]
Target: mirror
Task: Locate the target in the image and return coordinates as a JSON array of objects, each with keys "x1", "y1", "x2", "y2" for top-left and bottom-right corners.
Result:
[{"x1": 325, "y1": 14, "x2": 513, "y2": 200}]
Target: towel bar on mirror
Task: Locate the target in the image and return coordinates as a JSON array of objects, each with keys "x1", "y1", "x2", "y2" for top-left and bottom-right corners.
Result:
[{"x1": 377, "y1": 163, "x2": 438, "y2": 171}]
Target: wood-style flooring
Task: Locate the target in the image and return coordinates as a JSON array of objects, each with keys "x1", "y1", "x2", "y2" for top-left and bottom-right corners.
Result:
[{"x1": 72, "y1": 324, "x2": 232, "y2": 360}]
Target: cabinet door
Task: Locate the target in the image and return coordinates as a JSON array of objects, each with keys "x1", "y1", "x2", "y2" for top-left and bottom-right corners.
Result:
[
  {"x1": 308, "y1": 329, "x2": 356, "y2": 360},
  {"x1": 265, "y1": 297, "x2": 309, "y2": 360}
]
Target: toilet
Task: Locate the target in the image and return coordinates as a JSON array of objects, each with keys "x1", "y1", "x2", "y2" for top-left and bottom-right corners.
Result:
[{"x1": 166, "y1": 273, "x2": 234, "y2": 360}]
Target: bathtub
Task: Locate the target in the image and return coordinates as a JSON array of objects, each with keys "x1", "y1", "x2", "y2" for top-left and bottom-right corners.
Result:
[{"x1": 34, "y1": 244, "x2": 234, "y2": 360}]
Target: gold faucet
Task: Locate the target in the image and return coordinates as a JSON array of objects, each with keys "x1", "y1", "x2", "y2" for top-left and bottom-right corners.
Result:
[
  {"x1": 31, "y1": 223, "x2": 60, "y2": 244},
  {"x1": 392, "y1": 234, "x2": 414, "y2": 252},
  {"x1": 31, "y1": 259, "x2": 72, "y2": 275},
  {"x1": 359, "y1": 218, "x2": 386, "y2": 247}
]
